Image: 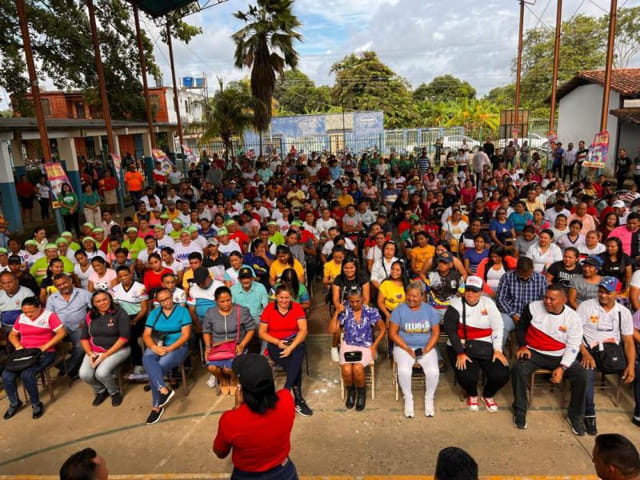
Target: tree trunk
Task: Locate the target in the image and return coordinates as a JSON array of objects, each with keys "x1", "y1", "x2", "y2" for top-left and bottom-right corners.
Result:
[{"x1": 259, "y1": 133, "x2": 263, "y2": 156}]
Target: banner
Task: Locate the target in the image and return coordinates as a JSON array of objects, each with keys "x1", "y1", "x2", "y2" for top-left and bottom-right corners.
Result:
[
  {"x1": 181, "y1": 143, "x2": 196, "y2": 163},
  {"x1": 44, "y1": 162, "x2": 74, "y2": 209},
  {"x1": 152, "y1": 148, "x2": 174, "y2": 173},
  {"x1": 110, "y1": 153, "x2": 122, "y2": 178},
  {"x1": 584, "y1": 131, "x2": 609, "y2": 169}
]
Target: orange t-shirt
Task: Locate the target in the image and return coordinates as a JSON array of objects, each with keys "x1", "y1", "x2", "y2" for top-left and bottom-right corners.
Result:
[{"x1": 125, "y1": 171, "x2": 144, "y2": 192}]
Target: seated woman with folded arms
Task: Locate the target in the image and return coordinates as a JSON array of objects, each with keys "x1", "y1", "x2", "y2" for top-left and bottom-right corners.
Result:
[
  {"x1": 79, "y1": 290, "x2": 131, "y2": 407},
  {"x1": 329, "y1": 288, "x2": 386, "y2": 411}
]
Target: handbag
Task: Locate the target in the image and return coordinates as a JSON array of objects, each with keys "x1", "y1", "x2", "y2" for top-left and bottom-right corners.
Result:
[
  {"x1": 461, "y1": 299, "x2": 493, "y2": 361},
  {"x1": 5, "y1": 348, "x2": 43, "y2": 373},
  {"x1": 586, "y1": 312, "x2": 627, "y2": 374},
  {"x1": 207, "y1": 307, "x2": 241, "y2": 362}
]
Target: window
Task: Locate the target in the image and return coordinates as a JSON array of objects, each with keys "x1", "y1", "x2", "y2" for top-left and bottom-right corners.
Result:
[
  {"x1": 75, "y1": 101, "x2": 85, "y2": 118},
  {"x1": 41, "y1": 98, "x2": 51, "y2": 116}
]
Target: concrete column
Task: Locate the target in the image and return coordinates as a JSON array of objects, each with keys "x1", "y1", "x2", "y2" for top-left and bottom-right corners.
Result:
[
  {"x1": 0, "y1": 140, "x2": 23, "y2": 233},
  {"x1": 11, "y1": 139, "x2": 27, "y2": 178},
  {"x1": 58, "y1": 137, "x2": 82, "y2": 202},
  {"x1": 141, "y1": 131, "x2": 153, "y2": 158},
  {"x1": 92, "y1": 135, "x2": 104, "y2": 156}
]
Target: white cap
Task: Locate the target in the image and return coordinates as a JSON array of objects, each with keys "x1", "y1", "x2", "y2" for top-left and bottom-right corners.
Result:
[
  {"x1": 465, "y1": 276, "x2": 484, "y2": 292},
  {"x1": 612, "y1": 200, "x2": 626, "y2": 208}
]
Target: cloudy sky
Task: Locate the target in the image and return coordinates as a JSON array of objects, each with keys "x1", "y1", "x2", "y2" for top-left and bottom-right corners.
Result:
[{"x1": 146, "y1": 0, "x2": 640, "y2": 96}]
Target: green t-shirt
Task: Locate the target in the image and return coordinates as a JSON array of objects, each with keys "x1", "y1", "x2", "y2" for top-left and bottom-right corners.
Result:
[
  {"x1": 122, "y1": 237, "x2": 146, "y2": 260},
  {"x1": 30, "y1": 256, "x2": 74, "y2": 285},
  {"x1": 60, "y1": 192, "x2": 78, "y2": 216},
  {"x1": 82, "y1": 191, "x2": 101, "y2": 208},
  {"x1": 268, "y1": 231, "x2": 285, "y2": 247}
]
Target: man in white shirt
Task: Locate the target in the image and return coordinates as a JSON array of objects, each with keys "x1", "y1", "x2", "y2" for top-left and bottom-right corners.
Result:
[
  {"x1": 544, "y1": 200, "x2": 571, "y2": 225},
  {"x1": 562, "y1": 142, "x2": 577, "y2": 183},
  {"x1": 576, "y1": 276, "x2": 636, "y2": 435}
]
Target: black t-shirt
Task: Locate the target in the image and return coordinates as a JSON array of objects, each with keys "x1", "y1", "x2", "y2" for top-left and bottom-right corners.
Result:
[
  {"x1": 599, "y1": 253, "x2": 634, "y2": 287},
  {"x1": 469, "y1": 208, "x2": 492, "y2": 226},
  {"x1": 203, "y1": 253, "x2": 231, "y2": 270},
  {"x1": 80, "y1": 306, "x2": 131, "y2": 351},
  {"x1": 546, "y1": 261, "x2": 583, "y2": 289},
  {"x1": 333, "y1": 271, "x2": 369, "y2": 303}
]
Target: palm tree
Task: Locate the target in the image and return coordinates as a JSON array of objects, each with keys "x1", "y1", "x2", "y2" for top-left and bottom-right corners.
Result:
[
  {"x1": 201, "y1": 79, "x2": 258, "y2": 160},
  {"x1": 232, "y1": 0, "x2": 302, "y2": 153}
]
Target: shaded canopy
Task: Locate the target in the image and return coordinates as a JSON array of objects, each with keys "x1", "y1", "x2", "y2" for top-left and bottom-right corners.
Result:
[{"x1": 126, "y1": 0, "x2": 196, "y2": 18}]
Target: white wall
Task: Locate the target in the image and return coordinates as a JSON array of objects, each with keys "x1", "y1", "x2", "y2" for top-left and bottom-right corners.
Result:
[
  {"x1": 163, "y1": 88, "x2": 206, "y2": 125},
  {"x1": 557, "y1": 84, "x2": 620, "y2": 175}
]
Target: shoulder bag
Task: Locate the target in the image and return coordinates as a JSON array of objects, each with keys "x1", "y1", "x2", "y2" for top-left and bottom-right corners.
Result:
[
  {"x1": 207, "y1": 306, "x2": 241, "y2": 362},
  {"x1": 586, "y1": 312, "x2": 627, "y2": 374},
  {"x1": 462, "y1": 299, "x2": 493, "y2": 361},
  {"x1": 5, "y1": 348, "x2": 43, "y2": 372}
]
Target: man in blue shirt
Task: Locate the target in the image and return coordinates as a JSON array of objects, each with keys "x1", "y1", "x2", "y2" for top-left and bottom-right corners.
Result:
[
  {"x1": 47, "y1": 273, "x2": 92, "y2": 377},
  {"x1": 231, "y1": 267, "x2": 269, "y2": 327}
]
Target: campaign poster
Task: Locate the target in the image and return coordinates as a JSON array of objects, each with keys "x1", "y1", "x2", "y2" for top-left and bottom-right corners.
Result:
[
  {"x1": 44, "y1": 162, "x2": 74, "y2": 209},
  {"x1": 111, "y1": 152, "x2": 122, "y2": 178},
  {"x1": 152, "y1": 148, "x2": 174, "y2": 173},
  {"x1": 584, "y1": 131, "x2": 609, "y2": 169}
]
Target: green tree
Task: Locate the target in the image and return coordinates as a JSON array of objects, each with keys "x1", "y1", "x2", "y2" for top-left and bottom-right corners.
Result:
[
  {"x1": 484, "y1": 84, "x2": 516, "y2": 109},
  {"x1": 330, "y1": 51, "x2": 419, "y2": 129},
  {"x1": 445, "y1": 98, "x2": 499, "y2": 135},
  {"x1": 201, "y1": 79, "x2": 260, "y2": 160},
  {"x1": 413, "y1": 74, "x2": 476, "y2": 102},
  {"x1": 233, "y1": 0, "x2": 302, "y2": 148},
  {"x1": 612, "y1": 6, "x2": 640, "y2": 67},
  {"x1": 274, "y1": 70, "x2": 332, "y2": 114}
]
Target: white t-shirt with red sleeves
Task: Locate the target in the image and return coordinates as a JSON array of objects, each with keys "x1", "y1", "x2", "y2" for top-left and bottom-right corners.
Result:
[{"x1": 13, "y1": 310, "x2": 63, "y2": 352}]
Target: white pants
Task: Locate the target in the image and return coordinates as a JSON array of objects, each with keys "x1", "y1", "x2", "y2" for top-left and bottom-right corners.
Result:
[
  {"x1": 84, "y1": 206, "x2": 102, "y2": 227},
  {"x1": 394, "y1": 346, "x2": 439, "y2": 402}
]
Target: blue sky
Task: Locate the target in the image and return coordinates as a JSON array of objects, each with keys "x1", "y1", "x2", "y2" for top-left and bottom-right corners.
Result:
[{"x1": 146, "y1": 0, "x2": 640, "y2": 96}]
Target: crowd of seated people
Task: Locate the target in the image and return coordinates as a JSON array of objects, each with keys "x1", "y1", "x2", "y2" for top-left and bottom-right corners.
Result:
[{"x1": 0, "y1": 142, "x2": 639, "y2": 436}]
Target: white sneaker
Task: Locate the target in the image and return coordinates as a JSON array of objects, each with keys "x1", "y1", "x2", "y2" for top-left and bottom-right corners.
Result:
[
  {"x1": 404, "y1": 399, "x2": 414, "y2": 418},
  {"x1": 425, "y1": 398, "x2": 435, "y2": 417},
  {"x1": 331, "y1": 347, "x2": 340, "y2": 363},
  {"x1": 206, "y1": 374, "x2": 217, "y2": 389},
  {"x1": 133, "y1": 365, "x2": 145, "y2": 375}
]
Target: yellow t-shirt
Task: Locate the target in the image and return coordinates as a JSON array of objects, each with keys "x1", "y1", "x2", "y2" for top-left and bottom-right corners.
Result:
[
  {"x1": 323, "y1": 261, "x2": 342, "y2": 284},
  {"x1": 411, "y1": 245, "x2": 435, "y2": 273},
  {"x1": 270, "y1": 259, "x2": 305, "y2": 283},
  {"x1": 378, "y1": 280, "x2": 406, "y2": 311},
  {"x1": 337, "y1": 194, "x2": 354, "y2": 209}
]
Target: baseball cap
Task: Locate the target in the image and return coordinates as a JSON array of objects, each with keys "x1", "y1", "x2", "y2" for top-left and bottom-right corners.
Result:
[
  {"x1": 83, "y1": 222, "x2": 95, "y2": 229},
  {"x1": 237, "y1": 267, "x2": 254, "y2": 279},
  {"x1": 224, "y1": 219, "x2": 235, "y2": 226},
  {"x1": 55, "y1": 237, "x2": 68, "y2": 245},
  {"x1": 193, "y1": 267, "x2": 211, "y2": 285},
  {"x1": 186, "y1": 225, "x2": 199, "y2": 233},
  {"x1": 126, "y1": 227, "x2": 138, "y2": 233},
  {"x1": 232, "y1": 354, "x2": 273, "y2": 393},
  {"x1": 207, "y1": 238, "x2": 219, "y2": 246},
  {"x1": 267, "y1": 221, "x2": 278, "y2": 226},
  {"x1": 217, "y1": 228, "x2": 228, "y2": 236},
  {"x1": 437, "y1": 253, "x2": 453, "y2": 264},
  {"x1": 599, "y1": 276, "x2": 621, "y2": 292},
  {"x1": 160, "y1": 213, "x2": 169, "y2": 219},
  {"x1": 171, "y1": 218, "x2": 183, "y2": 224},
  {"x1": 153, "y1": 224, "x2": 164, "y2": 230},
  {"x1": 25, "y1": 239, "x2": 38, "y2": 247},
  {"x1": 409, "y1": 214, "x2": 420, "y2": 222},
  {"x1": 612, "y1": 200, "x2": 626, "y2": 208},
  {"x1": 0, "y1": 248, "x2": 7, "y2": 255},
  {"x1": 582, "y1": 256, "x2": 604, "y2": 268},
  {"x1": 8, "y1": 255, "x2": 21, "y2": 265},
  {"x1": 291, "y1": 220, "x2": 303, "y2": 227},
  {"x1": 465, "y1": 276, "x2": 483, "y2": 292},
  {"x1": 61, "y1": 231, "x2": 73, "y2": 237},
  {"x1": 44, "y1": 243, "x2": 58, "y2": 251},
  {"x1": 82, "y1": 237, "x2": 98, "y2": 245},
  {"x1": 92, "y1": 227, "x2": 105, "y2": 233}
]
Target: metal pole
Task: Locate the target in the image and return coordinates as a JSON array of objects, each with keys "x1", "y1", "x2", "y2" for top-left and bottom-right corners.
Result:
[
  {"x1": 87, "y1": 0, "x2": 116, "y2": 156},
  {"x1": 166, "y1": 20, "x2": 186, "y2": 174},
  {"x1": 600, "y1": 0, "x2": 617, "y2": 132},
  {"x1": 342, "y1": 101, "x2": 346, "y2": 154},
  {"x1": 16, "y1": 0, "x2": 51, "y2": 161},
  {"x1": 549, "y1": 0, "x2": 562, "y2": 135},
  {"x1": 514, "y1": 0, "x2": 525, "y2": 137},
  {"x1": 134, "y1": 6, "x2": 156, "y2": 149}
]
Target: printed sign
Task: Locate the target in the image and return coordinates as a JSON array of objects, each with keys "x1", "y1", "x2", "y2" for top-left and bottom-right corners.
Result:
[
  {"x1": 43, "y1": 162, "x2": 74, "y2": 209},
  {"x1": 152, "y1": 148, "x2": 174, "y2": 173},
  {"x1": 584, "y1": 131, "x2": 609, "y2": 169}
]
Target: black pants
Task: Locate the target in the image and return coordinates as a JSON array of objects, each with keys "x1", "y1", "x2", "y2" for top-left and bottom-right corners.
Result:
[
  {"x1": 617, "y1": 173, "x2": 628, "y2": 191},
  {"x1": 562, "y1": 164, "x2": 575, "y2": 183},
  {"x1": 63, "y1": 212, "x2": 80, "y2": 236},
  {"x1": 447, "y1": 346, "x2": 510, "y2": 397},
  {"x1": 231, "y1": 459, "x2": 298, "y2": 480},
  {"x1": 511, "y1": 350, "x2": 587, "y2": 421},
  {"x1": 129, "y1": 316, "x2": 146, "y2": 367},
  {"x1": 39, "y1": 198, "x2": 50, "y2": 220},
  {"x1": 267, "y1": 342, "x2": 305, "y2": 391}
]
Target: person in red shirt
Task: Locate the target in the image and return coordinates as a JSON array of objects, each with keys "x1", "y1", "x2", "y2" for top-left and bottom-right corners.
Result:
[
  {"x1": 226, "y1": 219, "x2": 249, "y2": 253},
  {"x1": 16, "y1": 175, "x2": 36, "y2": 223},
  {"x1": 259, "y1": 284, "x2": 312, "y2": 417},
  {"x1": 124, "y1": 164, "x2": 144, "y2": 208},
  {"x1": 213, "y1": 354, "x2": 298, "y2": 479},
  {"x1": 98, "y1": 170, "x2": 119, "y2": 213}
]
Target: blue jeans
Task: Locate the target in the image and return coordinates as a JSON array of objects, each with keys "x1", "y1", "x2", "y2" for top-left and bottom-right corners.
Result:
[
  {"x1": 142, "y1": 345, "x2": 189, "y2": 407},
  {"x1": 502, "y1": 313, "x2": 515, "y2": 349},
  {"x1": 633, "y1": 360, "x2": 640, "y2": 418},
  {"x1": 2, "y1": 351, "x2": 56, "y2": 406},
  {"x1": 63, "y1": 328, "x2": 85, "y2": 376}
]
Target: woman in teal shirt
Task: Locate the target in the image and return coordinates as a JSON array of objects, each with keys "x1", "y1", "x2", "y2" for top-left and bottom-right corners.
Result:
[
  {"x1": 60, "y1": 183, "x2": 80, "y2": 236},
  {"x1": 82, "y1": 184, "x2": 102, "y2": 227},
  {"x1": 508, "y1": 201, "x2": 533, "y2": 235}
]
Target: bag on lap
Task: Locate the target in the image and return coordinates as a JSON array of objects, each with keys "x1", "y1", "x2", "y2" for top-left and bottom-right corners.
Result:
[
  {"x1": 207, "y1": 306, "x2": 241, "y2": 362},
  {"x1": 5, "y1": 348, "x2": 43, "y2": 372}
]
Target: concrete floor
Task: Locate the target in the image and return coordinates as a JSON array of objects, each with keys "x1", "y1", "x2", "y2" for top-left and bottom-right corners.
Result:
[{"x1": 1, "y1": 269, "x2": 638, "y2": 477}]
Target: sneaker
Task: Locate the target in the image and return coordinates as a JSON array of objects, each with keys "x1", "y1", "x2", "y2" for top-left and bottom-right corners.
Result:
[
  {"x1": 295, "y1": 399, "x2": 313, "y2": 417},
  {"x1": 633, "y1": 416, "x2": 640, "y2": 427},
  {"x1": 32, "y1": 402, "x2": 44, "y2": 420},
  {"x1": 584, "y1": 416, "x2": 597, "y2": 436},
  {"x1": 146, "y1": 408, "x2": 165, "y2": 424},
  {"x1": 513, "y1": 414, "x2": 527, "y2": 429},
  {"x1": 404, "y1": 399, "x2": 414, "y2": 418},
  {"x1": 92, "y1": 391, "x2": 110, "y2": 407},
  {"x1": 157, "y1": 388, "x2": 175, "y2": 408},
  {"x1": 425, "y1": 398, "x2": 435, "y2": 417},
  {"x1": 206, "y1": 374, "x2": 217, "y2": 389},
  {"x1": 568, "y1": 416, "x2": 586, "y2": 436},
  {"x1": 3, "y1": 401, "x2": 23, "y2": 420},
  {"x1": 467, "y1": 396, "x2": 479, "y2": 412},
  {"x1": 481, "y1": 396, "x2": 498, "y2": 413},
  {"x1": 111, "y1": 392, "x2": 124, "y2": 407},
  {"x1": 331, "y1": 347, "x2": 340, "y2": 363}
]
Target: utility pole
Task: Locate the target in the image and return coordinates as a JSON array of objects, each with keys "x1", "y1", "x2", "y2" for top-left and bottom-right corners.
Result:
[
  {"x1": 514, "y1": 0, "x2": 526, "y2": 138},
  {"x1": 600, "y1": 0, "x2": 617, "y2": 132},
  {"x1": 134, "y1": 6, "x2": 156, "y2": 150},
  {"x1": 16, "y1": 0, "x2": 51, "y2": 161},
  {"x1": 166, "y1": 19, "x2": 186, "y2": 174},
  {"x1": 548, "y1": 0, "x2": 562, "y2": 135}
]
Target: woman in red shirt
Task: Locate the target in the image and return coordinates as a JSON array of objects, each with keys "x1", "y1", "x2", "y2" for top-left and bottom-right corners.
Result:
[
  {"x1": 213, "y1": 354, "x2": 298, "y2": 479},
  {"x1": 259, "y1": 285, "x2": 312, "y2": 417},
  {"x1": 143, "y1": 253, "x2": 173, "y2": 297}
]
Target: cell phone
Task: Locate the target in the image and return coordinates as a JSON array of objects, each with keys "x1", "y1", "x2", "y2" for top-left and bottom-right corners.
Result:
[{"x1": 414, "y1": 348, "x2": 423, "y2": 357}]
